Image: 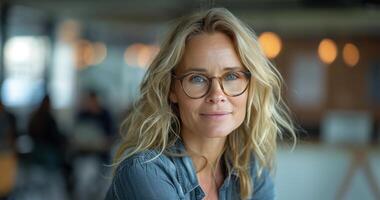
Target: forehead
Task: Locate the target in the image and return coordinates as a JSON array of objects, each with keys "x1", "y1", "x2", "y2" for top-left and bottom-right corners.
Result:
[{"x1": 176, "y1": 32, "x2": 244, "y2": 74}]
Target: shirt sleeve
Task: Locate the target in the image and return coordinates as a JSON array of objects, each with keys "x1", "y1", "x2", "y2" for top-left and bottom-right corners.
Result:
[
  {"x1": 250, "y1": 167, "x2": 275, "y2": 200},
  {"x1": 105, "y1": 158, "x2": 181, "y2": 200}
]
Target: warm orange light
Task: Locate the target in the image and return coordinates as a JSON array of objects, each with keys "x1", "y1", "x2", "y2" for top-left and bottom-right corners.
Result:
[
  {"x1": 139, "y1": 45, "x2": 159, "y2": 68},
  {"x1": 76, "y1": 39, "x2": 95, "y2": 69},
  {"x1": 318, "y1": 38, "x2": 337, "y2": 64},
  {"x1": 59, "y1": 20, "x2": 80, "y2": 43},
  {"x1": 138, "y1": 45, "x2": 151, "y2": 67},
  {"x1": 93, "y1": 42, "x2": 107, "y2": 65},
  {"x1": 343, "y1": 43, "x2": 360, "y2": 67},
  {"x1": 125, "y1": 43, "x2": 159, "y2": 68},
  {"x1": 258, "y1": 32, "x2": 282, "y2": 59},
  {"x1": 124, "y1": 43, "x2": 144, "y2": 67}
]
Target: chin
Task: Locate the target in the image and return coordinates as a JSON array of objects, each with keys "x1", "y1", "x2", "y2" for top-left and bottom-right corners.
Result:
[{"x1": 202, "y1": 126, "x2": 236, "y2": 138}]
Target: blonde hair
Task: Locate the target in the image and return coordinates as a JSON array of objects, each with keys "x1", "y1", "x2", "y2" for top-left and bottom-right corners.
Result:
[{"x1": 114, "y1": 8, "x2": 295, "y2": 200}]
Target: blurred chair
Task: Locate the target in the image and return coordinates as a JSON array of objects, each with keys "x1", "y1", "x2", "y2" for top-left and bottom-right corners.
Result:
[
  {"x1": 322, "y1": 110, "x2": 372, "y2": 145},
  {"x1": 321, "y1": 110, "x2": 380, "y2": 199}
]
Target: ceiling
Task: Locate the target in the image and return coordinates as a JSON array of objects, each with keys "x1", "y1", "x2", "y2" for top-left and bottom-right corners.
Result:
[{"x1": 4, "y1": 0, "x2": 380, "y2": 37}]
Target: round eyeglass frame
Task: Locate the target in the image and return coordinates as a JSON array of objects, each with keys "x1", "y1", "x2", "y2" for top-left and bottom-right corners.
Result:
[{"x1": 172, "y1": 71, "x2": 251, "y2": 99}]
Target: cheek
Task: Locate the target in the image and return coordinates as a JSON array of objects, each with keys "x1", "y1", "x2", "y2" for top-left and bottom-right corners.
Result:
[
  {"x1": 178, "y1": 102, "x2": 191, "y2": 120},
  {"x1": 233, "y1": 94, "x2": 248, "y2": 120},
  {"x1": 176, "y1": 97, "x2": 200, "y2": 123}
]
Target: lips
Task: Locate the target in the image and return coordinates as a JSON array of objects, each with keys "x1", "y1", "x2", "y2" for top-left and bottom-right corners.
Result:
[
  {"x1": 200, "y1": 112, "x2": 232, "y2": 120},
  {"x1": 200, "y1": 111, "x2": 231, "y2": 116}
]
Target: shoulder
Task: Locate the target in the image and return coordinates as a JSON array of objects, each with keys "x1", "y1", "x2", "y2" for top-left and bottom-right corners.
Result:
[
  {"x1": 116, "y1": 150, "x2": 174, "y2": 171},
  {"x1": 248, "y1": 156, "x2": 275, "y2": 200},
  {"x1": 248, "y1": 156, "x2": 271, "y2": 180},
  {"x1": 106, "y1": 150, "x2": 182, "y2": 200},
  {"x1": 115, "y1": 149, "x2": 177, "y2": 178}
]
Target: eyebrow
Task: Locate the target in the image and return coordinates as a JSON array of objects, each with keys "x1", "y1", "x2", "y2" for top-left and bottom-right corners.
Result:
[{"x1": 182, "y1": 66, "x2": 244, "y2": 74}]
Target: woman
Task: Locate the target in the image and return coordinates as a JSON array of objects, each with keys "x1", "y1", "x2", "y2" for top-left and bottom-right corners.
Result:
[{"x1": 106, "y1": 8, "x2": 295, "y2": 200}]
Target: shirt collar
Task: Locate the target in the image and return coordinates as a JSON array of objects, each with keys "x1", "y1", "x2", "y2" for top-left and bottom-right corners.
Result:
[
  {"x1": 167, "y1": 139, "x2": 199, "y2": 194},
  {"x1": 168, "y1": 139, "x2": 238, "y2": 195}
]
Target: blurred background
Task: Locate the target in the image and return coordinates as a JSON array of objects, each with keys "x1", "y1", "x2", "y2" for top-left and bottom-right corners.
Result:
[{"x1": 0, "y1": 0, "x2": 379, "y2": 200}]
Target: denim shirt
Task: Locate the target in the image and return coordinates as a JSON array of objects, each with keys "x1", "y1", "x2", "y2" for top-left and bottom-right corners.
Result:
[{"x1": 105, "y1": 141, "x2": 274, "y2": 200}]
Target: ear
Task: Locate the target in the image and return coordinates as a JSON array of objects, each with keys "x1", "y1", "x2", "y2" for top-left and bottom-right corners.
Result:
[{"x1": 169, "y1": 90, "x2": 178, "y2": 103}]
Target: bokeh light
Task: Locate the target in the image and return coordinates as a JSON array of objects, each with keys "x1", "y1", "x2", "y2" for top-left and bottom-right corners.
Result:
[
  {"x1": 318, "y1": 38, "x2": 337, "y2": 65},
  {"x1": 93, "y1": 42, "x2": 107, "y2": 65},
  {"x1": 258, "y1": 32, "x2": 282, "y2": 59},
  {"x1": 76, "y1": 39, "x2": 95, "y2": 69},
  {"x1": 124, "y1": 43, "x2": 159, "y2": 68},
  {"x1": 343, "y1": 43, "x2": 360, "y2": 67}
]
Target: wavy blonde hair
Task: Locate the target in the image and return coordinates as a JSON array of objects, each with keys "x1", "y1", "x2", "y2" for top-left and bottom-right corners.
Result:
[{"x1": 114, "y1": 8, "x2": 295, "y2": 200}]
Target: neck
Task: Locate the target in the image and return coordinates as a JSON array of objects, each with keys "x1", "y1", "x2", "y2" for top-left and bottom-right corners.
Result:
[{"x1": 181, "y1": 130, "x2": 227, "y2": 171}]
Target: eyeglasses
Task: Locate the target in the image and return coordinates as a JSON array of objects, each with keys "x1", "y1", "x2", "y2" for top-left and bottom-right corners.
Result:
[{"x1": 172, "y1": 71, "x2": 251, "y2": 99}]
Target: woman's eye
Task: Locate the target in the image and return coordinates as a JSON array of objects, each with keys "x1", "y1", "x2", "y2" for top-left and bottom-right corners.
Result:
[
  {"x1": 190, "y1": 75, "x2": 207, "y2": 84},
  {"x1": 224, "y1": 72, "x2": 239, "y2": 81}
]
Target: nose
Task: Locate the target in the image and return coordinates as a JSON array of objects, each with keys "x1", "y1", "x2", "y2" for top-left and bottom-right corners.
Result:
[{"x1": 205, "y1": 78, "x2": 226, "y2": 104}]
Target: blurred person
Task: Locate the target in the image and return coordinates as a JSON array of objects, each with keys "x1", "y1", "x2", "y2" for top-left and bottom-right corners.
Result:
[
  {"x1": 71, "y1": 90, "x2": 115, "y2": 200},
  {"x1": 74, "y1": 90, "x2": 115, "y2": 161},
  {"x1": 105, "y1": 8, "x2": 295, "y2": 200},
  {"x1": 23, "y1": 95, "x2": 69, "y2": 200},
  {"x1": 28, "y1": 95, "x2": 66, "y2": 170},
  {"x1": 0, "y1": 100, "x2": 17, "y2": 151}
]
